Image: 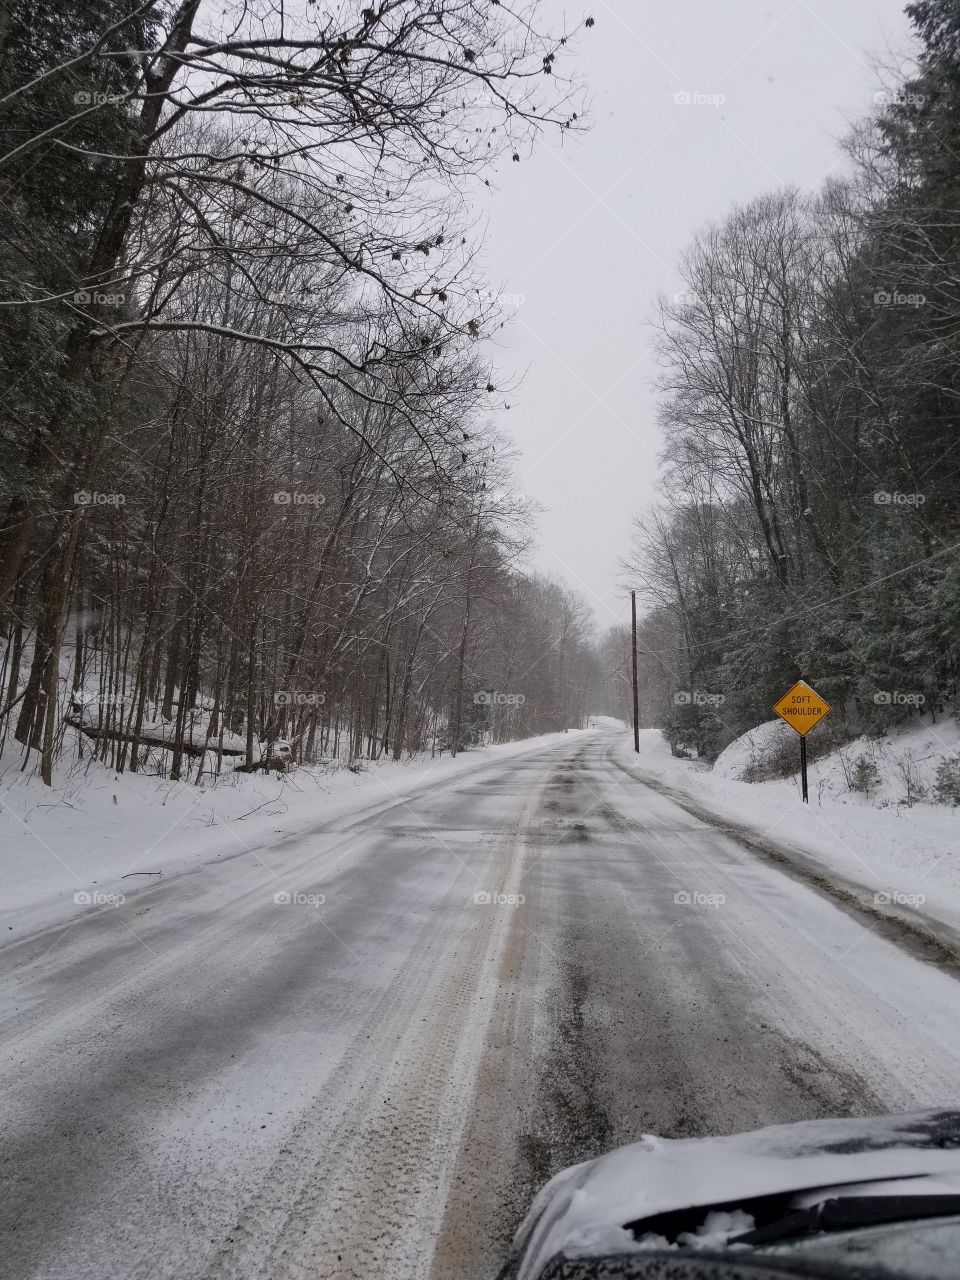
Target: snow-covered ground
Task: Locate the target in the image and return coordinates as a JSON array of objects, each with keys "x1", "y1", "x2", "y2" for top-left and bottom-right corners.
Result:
[
  {"x1": 621, "y1": 717, "x2": 960, "y2": 936},
  {"x1": 9, "y1": 710, "x2": 960, "y2": 946},
  {"x1": 6, "y1": 726, "x2": 960, "y2": 1280},
  {"x1": 0, "y1": 727, "x2": 594, "y2": 938}
]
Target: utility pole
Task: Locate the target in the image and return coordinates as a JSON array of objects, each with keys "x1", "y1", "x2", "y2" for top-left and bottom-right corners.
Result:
[{"x1": 630, "y1": 590, "x2": 640, "y2": 753}]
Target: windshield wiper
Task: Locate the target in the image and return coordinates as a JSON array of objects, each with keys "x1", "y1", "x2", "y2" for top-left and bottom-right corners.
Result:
[{"x1": 731, "y1": 1194, "x2": 960, "y2": 1246}]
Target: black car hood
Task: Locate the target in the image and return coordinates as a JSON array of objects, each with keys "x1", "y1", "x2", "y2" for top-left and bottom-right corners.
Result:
[{"x1": 508, "y1": 1110, "x2": 960, "y2": 1280}]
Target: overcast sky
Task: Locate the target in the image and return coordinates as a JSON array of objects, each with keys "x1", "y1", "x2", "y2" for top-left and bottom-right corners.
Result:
[{"x1": 479, "y1": 0, "x2": 913, "y2": 632}]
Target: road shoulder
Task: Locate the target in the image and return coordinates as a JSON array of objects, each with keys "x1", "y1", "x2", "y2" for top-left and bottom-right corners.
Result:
[{"x1": 607, "y1": 735, "x2": 960, "y2": 977}]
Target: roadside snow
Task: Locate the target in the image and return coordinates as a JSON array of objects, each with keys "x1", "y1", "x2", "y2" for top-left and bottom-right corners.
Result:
[
  {"x1": 620, "y1": 719, "x2": 960, "y2": 936},
  {"x1": 0, "y1": 728, "x2": 594, "y2": 938}
]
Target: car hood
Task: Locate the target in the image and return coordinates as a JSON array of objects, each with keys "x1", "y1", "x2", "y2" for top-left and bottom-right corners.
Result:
[{"x1": 509, "y1": 1110, "x2": 960, "y2": 1280}]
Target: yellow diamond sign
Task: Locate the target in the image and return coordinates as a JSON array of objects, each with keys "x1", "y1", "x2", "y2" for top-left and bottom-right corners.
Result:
[{"x1": 773, "y1": 680, "x2": 831, "y2": 737}]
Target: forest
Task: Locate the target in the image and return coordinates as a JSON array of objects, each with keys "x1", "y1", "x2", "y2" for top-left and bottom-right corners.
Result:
[
  {"x1": 6, "y1": 0, "x2": 958, "y2": 787},
  {"x1": 623, "y1": 0, "x2": 960, "y2": 761},
  {"x1": 0, "y1": 1, "x2": 598, "y2": 784}
]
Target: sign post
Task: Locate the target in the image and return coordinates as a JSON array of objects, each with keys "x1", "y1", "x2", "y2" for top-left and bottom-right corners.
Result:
[
  {"x1": 772, "y1": 679, "x2": 832, "y2": 804},
  {"x1": 800, "y1": 735, "x2": 808, "y2": 804}
]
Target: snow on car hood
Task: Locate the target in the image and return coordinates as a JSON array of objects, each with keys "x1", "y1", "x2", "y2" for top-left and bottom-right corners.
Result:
[{"x1": 511, "y1": 1110, "x2": 960, "y2": 1280}]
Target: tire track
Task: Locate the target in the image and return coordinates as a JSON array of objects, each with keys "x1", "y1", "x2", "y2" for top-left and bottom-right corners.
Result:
[{"x1": 209, "y1": 797, "x2": 543, "y2": 1280}]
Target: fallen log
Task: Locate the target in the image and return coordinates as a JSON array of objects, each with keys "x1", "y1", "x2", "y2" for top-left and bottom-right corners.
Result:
[{"x1": 65, "y1": 718, "x2": 247, "y2": 758}]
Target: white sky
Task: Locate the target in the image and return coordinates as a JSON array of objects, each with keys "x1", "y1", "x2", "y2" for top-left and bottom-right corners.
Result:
[{"x1": 480, "y1": 0, "x2": 913, "y2": 631}]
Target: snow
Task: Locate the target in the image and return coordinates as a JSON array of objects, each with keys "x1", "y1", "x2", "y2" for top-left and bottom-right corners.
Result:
[
  {"x1": 9, "y1": 723, "x2": 960, "y2": 1278},
  {"x1": 0, "y1": 728, "x2": 595, "y2": 939},
  {"x1": 565, "y1": 1209, "x2": 757, "y2": 1258},
  {"x1": 677, "y1": 1209, "x2": 756, "y2": 1249},
  {"x1": 619, "y1": 717, "x2": 960, "y2": 937}
]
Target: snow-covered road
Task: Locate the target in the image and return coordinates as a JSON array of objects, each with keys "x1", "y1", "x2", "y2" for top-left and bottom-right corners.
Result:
[{"x1": 3, "y1": 727, "x2": 960, "y2": 1280}]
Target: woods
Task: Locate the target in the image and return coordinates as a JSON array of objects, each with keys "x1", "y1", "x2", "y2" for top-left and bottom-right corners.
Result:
[
  {"x1": 623, "y1": 0, "x2": 960, "y2": 760},
  {"x1": 0, "y1": 0, "x2": 597, "y2": 782}
]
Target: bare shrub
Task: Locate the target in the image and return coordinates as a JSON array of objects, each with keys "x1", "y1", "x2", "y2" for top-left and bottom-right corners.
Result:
[
  {"x1": 738, "y1": 721, "x2": 852, "y2": 783},
  {"x1": 896, "y1": 754, "x2": 928, "y2": 807}
]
